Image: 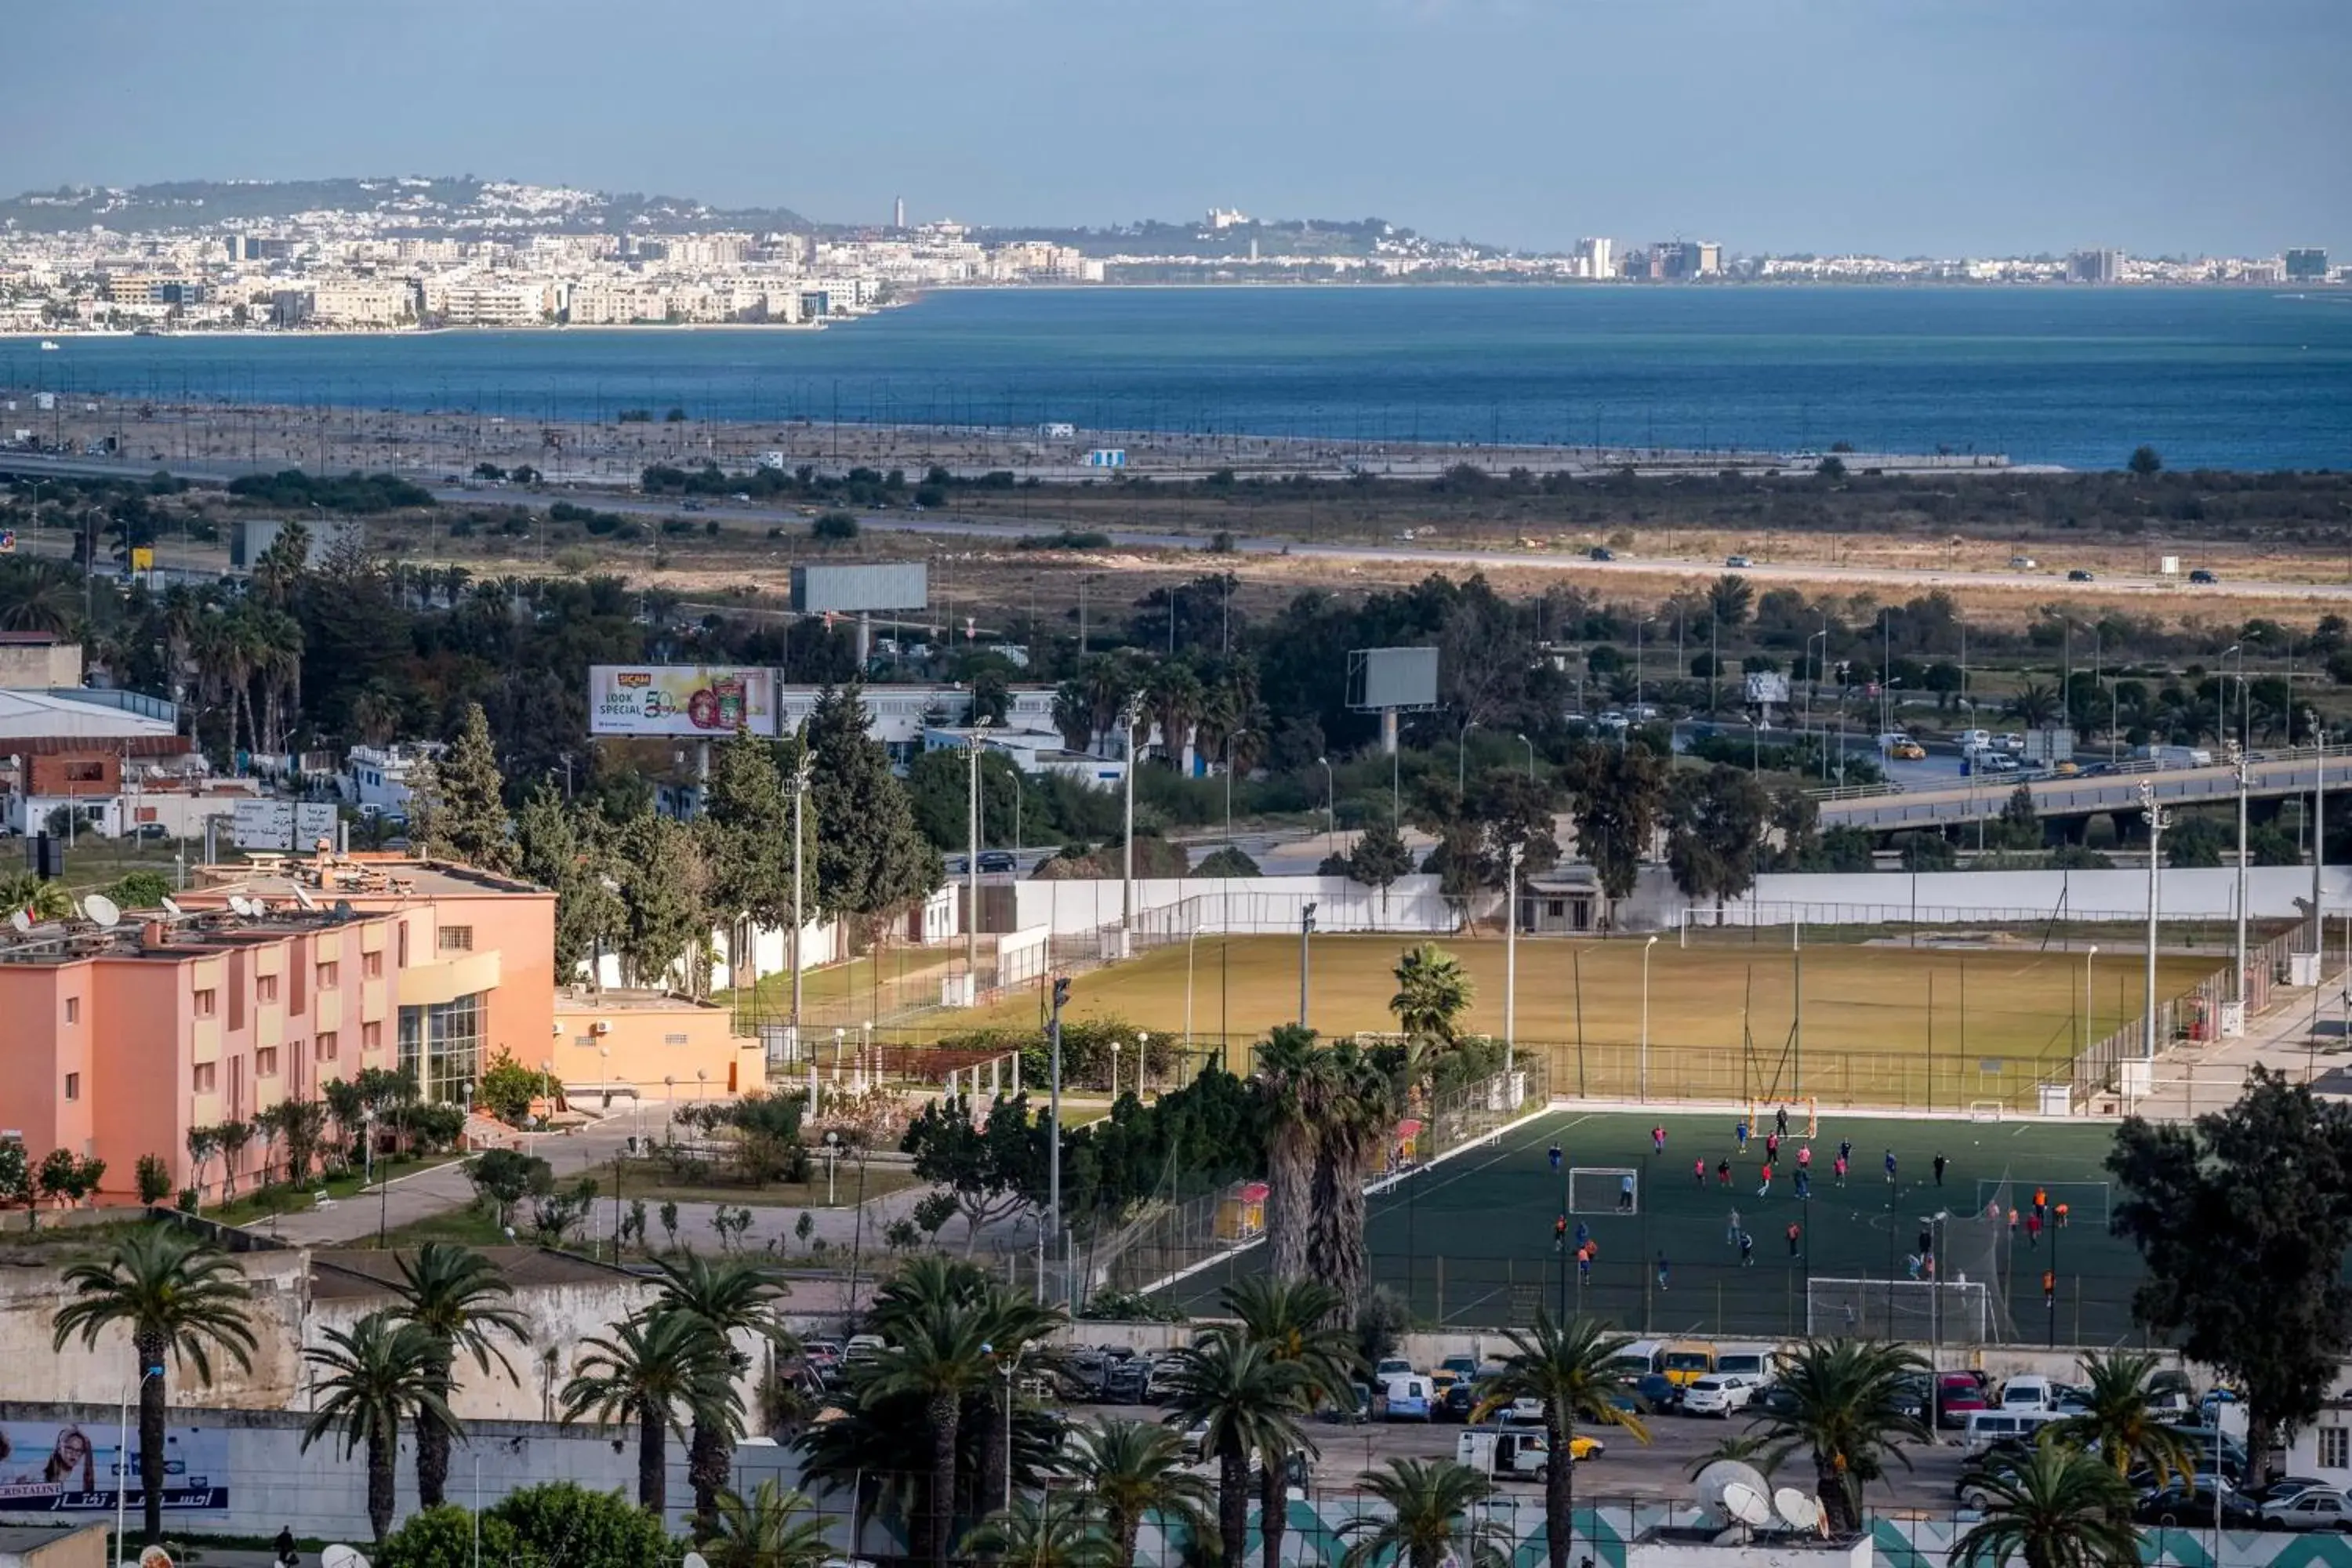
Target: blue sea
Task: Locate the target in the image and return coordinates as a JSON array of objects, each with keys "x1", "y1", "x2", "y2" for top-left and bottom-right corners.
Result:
[{"x1": 6, "y1": 285, "x2": 2349, "y2": 470}]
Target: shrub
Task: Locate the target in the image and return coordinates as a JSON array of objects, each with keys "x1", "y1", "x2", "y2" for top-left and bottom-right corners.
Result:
[
  {"x1": 811, "y1": 510, "x2": 859, "y2": 542},
  {"x1": 134, "y1": 1154, "x2": 172, "y2": 1204}
]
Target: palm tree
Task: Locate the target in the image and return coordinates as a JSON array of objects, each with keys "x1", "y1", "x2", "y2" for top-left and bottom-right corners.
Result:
[
  {"x1": 702, "y1": 1479, "x2": 840, "y2": 1568},
  {"x1": 2006, "y1": 682, "x2": 2062, "y2": 730},
  {"x1": 1062, "y1": 1419, "x2": 1212, "y2": 1568},
  {"x1": 1251, "y1": 1025, "x2": 1327, "y2": 1284},
  {"x1": 301, "y1": 1311, "x2": 453, "y2": 1544},
  {"x1": 862, "y1": 1265, "x2": 998, "y2": 1568},
  {"x1": 1338, "y1": 1458, "x2": 1509, "y2": 1568},
  {"x1": 387, "y1": 1243, "x2": 530, "y2": 1508},
  {"x1": 562, "y1": 1306, "x2": 733, "y2": 1512},
  {"x1": 652, "y1": 1253, "x2": 793, "y2": 1530},
  {"x1": 51, "y1": 1227, "x2": 258, "y2": 1545},
  {"x1": 1158, "y1": 1332, "x2": 1311, "y2": 1568},
  {"x1": 1221, "y1": 1276, "x2": 1358, "y2": 1568},
  {"x1": 1389, "y1": 944, "x2": 1475, "y2": 1047},
  {"x1": 1952, "y1": 1438, "x2": 2140, "y2": 1568},
  {"x1": 1144, "y1": 660, "x2": 1206, "y2": 769},
  {"x1": 2051, "y1": 1349, "x2": 2194, "y2": 1486},
  {"x1": 1475, "y1": 1311, "x2": 1650, "y2": 1568},
  {"x1": 0, "y1": 558, "x2": 81, "y2": 634},
  {"x1": 1746, "y1": 1338, "x2": 1931, "y2": 1535},
  {"x1": 959, "y1": 1490, "x2": 1116, "y2": 1568},
  {"x1": 1308, "y1": 1041, "x2": 1398, "y2": 1318}
]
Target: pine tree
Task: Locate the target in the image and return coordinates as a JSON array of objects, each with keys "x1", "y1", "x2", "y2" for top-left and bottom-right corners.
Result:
[
  {"x1": 806, "y1": 684, "x2": 942, "y2": 946},
  {"x1": 512, "y1": 779, "x2": 622, "y2": 982},
  {"x1": 614, "y1": 813, "x2": 709, "y2": 995},
  {"x1": 419, "y1": 703, "x2": 512, "y2": 872},
  {"x1": 696, "y1": 728, "x2": 808, "y2": 1004},
  {"x1": 1347, "y1": 817, "x2": 1416, "y2": 893}
]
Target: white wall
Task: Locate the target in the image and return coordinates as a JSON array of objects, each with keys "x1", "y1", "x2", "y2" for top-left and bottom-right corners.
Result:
[
  {"x1": 1011, "y1": 873, "x2": 1457, "y2": 936},
  {"x1": 1697, "y1": 865, "x2": 2352, "y2": 927}
]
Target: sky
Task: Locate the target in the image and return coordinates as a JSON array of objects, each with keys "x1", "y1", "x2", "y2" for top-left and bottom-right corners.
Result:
[{"x1": 4, "y1": 0, "x2": 2346, "y2": 256}]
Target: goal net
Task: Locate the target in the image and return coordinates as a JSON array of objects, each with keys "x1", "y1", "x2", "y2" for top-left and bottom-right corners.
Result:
[
  {"x1": 1806, "y1": 1277, "x2": 1992, "y2": 1343},
  {"x1": 1974, "y1": 1178, "x2": 2111, "y2": 1229},
  {"x1": 1569, "y1": 1167, "x2": 1640, "y2": 1215},
  {"x1": 1748, "y1": 1097, "x2": 1817, "y2": 1140}
]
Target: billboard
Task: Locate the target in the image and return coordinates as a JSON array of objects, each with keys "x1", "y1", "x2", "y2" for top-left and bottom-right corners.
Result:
[
  {"x1": 0, "y1": 1416, "x2": 230, "y2": 1515},
  {"x1": 1347, "y1": 646, "x2": 1440, "y2": 711},
  {"x1": 231, "y1": 800, "x2": 339, "y2": 851},
  {"x1": 589, "y1": 666, "x2": 777, "y2": 737},
  {"x1": 1744, "y1": 671, "x2": 1792, "y2": 705},
  {"x1": 789, "y1": 563, "x2": 928, "y2": 615}
]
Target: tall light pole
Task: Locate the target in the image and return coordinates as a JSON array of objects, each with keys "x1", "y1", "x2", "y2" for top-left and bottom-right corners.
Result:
[
  {"x1": 2314, "y1": 717, "x2": 2328, "y2": 969},
  {"x1": 2140, "y1": 781, "x2": 2165, "y2": 1063},
  {"x1": 1120, "y1": 701, "x2": 1139, "y2": 955},
  {"x1": 2235, "y1": 750, "x2": 2251, "y2": 1010},
  {"x1": 964, "y1": 720, "x2": 990, "y2": 992},
  {"x1": 1298, "y1": 902, "x2": 1318, "y2": 1029},
  {"x1": 2083, "y1": 946, "x2": 2098, "y2": 1056},
  {"x1": 1046, "y1": 975, "x2": 1069, "y2": 1306},
  {"x1": 2216, "y1": 646, "x2": 2239, "y2": 749},
  {"x1": 1504, "y1": 844, "x2": 1523, "y2": 1073},
  {"x1": 1639, "y1": 935, "x2": 1659, "y2": 1100},
  {"x1": 1318, "y1": 755, "x2": 1334, "y2": 839},
  {"x1": 789, "y1": 742, "x2": 810, "y2": 1033},
  {"x1": 1515, "y1": 732, "x2": 1536, "y2": 780}
]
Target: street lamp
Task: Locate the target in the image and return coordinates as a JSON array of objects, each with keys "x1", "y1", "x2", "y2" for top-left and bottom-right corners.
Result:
[
  {"x1": 1109, "y1": 1040, "x2": 1121, "y2": 1101},
  {"x1": 1317, "y1": 756, "x2": 1334, "y2": 840},
  {"x1": 1504, "y1": 844, "x2": 1523, "y2": 1073},
  {"x1": 1298, "y1": 902, "x2": 1319, "y2": 1029},
  {"x1": 2234, "y1": 751, "x2": 2251, "y2": 1010},
  {"x1": 1639, "y1": 935, "x2": 1660, "y2": 1100},
  {"x1": 1515, "y1": 732, "x2": 1535, "y2": 781},
  {"x1": 824, "y1": 1130, "x2": 840, "y2": 1205},
  {"x1": 2082, "y1": 946, "x2": 2098, "y2": 1056},
  {"x1": 1457, "y1": 717, "x2": 1478, "y2": 793},
  {"x1": 2140, "y1": 782, "x2": 2166, "y2": 1064}
]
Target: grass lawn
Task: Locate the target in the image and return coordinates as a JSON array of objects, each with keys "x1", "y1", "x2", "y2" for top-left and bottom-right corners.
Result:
[
  {"x1": 200, "y1": 1153, "x2": 459, "y2": 1227},
  {"x1": 717, "y1": 947, "x2": 962, "y2": 1025},
  {"x1": 956, "y1": 934, "x2": 2220, "y2": 1109},
  {"x1": 1171, "y1": 1106, "x2": 2148, "y2": 1345},
  {"x1": 583, "y1": 1156, "x2": 922, "y2": 1210}
]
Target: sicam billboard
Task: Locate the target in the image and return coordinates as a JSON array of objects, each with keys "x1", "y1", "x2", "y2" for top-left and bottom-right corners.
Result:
[{"x1": 589, "y1": 666, "x2": 777, "y2": 737}]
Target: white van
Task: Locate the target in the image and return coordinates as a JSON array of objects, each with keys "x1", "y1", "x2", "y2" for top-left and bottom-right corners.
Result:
[
  {"x1": 1712, "y1": 1344, "x2": 1780, "y2": 1385},
  {"x1": 2000, "y1": 1374, "x2": 2056, "y2": 1412},
  {"x1": 1962, "y1": 1410, "x2": 2060, "y2": 1455},
  {"x1": 1606, "y1": 1340, "x2": 1667, "y2": 1381},
  {"x1": 1383, "y1": 1374, "x2": 1435, "y2": 1421}
]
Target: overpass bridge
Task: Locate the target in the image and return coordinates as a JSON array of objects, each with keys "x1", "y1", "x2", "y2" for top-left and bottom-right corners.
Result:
[{"x1": 1817, "y1": 742, "x2": 2348, "y2": 833}]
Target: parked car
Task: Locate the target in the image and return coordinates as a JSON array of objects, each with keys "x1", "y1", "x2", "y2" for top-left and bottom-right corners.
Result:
[
  {"x1": 2252, "y1": 1478, "x2": 2334, "y2": 1508},
  {"x1": 2138, "y1": 1484, "x2": 2260, "y2": 1530},
  {"x1": 977, "y1": 850, "x2": 1018, "y2": 873},
  {"x1": 1436, "y1": 1381, "x2": 1479, "y2": 1424},
  {"x1": 2261, "y1": 1490, "x2": 2352, "y2": 1531},
  {"x1": 1102, "y1": 1359, "x2": 1152, "y2": 1403},
  {"x1": 1682, "y1": 1374, "x2": 1761, "y2": 1418},
  {"x1": 1936, "y1": 1371, "x2": 1992, "y2": 1429}
]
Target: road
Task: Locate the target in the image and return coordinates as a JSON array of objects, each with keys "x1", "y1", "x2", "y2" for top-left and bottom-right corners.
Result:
[
  {"x1": 5, "y1": 448, "x2": 2350, "y2": 604},
  {"x1": 1817, "y1": 741, "x2": 2349, "y2": 832}
]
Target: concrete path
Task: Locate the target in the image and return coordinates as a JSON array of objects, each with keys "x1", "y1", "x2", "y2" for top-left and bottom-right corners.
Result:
[{"x1": 2133, "y1": 960, "x2": 2352, "y2": 1121}]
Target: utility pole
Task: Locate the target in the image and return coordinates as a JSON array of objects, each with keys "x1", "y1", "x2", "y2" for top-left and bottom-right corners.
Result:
[
  {"x1": 2140, "y1": 780, "x2": 2165, "y2": 1064},
  {"x1": 1046, "y1": 975, "x2": 1069, "y2": 1307},
  {"x1": 1298, "y1": 902, "x2": 1318, "y2": 1029},
  {"x1": 2235, "y1": 751, "x2": 2250, "y2": 1014},
  {"x1": 1504, "y1": 844, "x2": 1523, "y2": 1074},
  {"x1": 1120, "y1": 701, "x2": 1138, "y2": 955},
  {"x1": 790, "y1": 744, "x2": 810, "y2": 1033},
  {"x1": 965, "y1": 720, "x2": 989, "y2": 993}
]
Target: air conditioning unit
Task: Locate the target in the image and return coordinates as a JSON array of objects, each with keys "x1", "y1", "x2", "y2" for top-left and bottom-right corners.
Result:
[{"x1": 590, "y1": 1020, "x2": 612, "y2": 1036}]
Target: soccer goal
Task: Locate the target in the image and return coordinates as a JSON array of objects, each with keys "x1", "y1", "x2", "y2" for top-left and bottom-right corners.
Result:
[
  {"x1": 1569, "y1": 1167, "x2": 1641, "y2": 1215},
  {"x1": 1748, "y1": 1096, "x2": 1818, "y2": 1140},
  {"x1": 1973, "y1": 1178, "x2": 2111, "y2": 1229},
  {"x1": 1806, "y1": 1277, "x2": 1992, "y2": 1343},
  {"x1": 1966, "y1": 1100, "x2": 2005, "y2": 1123}
]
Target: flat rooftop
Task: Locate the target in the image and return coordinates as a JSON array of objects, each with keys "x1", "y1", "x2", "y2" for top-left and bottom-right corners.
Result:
[{"x1": 190, "y1": 852, "x2": 549, "y2": 902}]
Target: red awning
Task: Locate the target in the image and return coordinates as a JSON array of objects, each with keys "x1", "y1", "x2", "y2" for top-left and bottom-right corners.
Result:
[
  {"x1": 1394, "y1": 1120, "x2": 1424, "y2": 1138},
  {"x1": 1234, "y1": 1181, "x2": 1270, "y2": 1203}
]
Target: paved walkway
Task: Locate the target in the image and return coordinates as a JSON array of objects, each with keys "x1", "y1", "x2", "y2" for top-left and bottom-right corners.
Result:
[{"x1": 2133, "y1": 960, "x2": 2352, "y2": 1121}]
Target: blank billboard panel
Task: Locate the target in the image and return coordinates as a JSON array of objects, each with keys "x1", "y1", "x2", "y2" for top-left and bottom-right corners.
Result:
[
  {"x1": 1348, "y1": 646, "x2": 1440, "y2": 710},
  {"x1": 790, "y1": 563, "x2": 929, "y2": 614}
]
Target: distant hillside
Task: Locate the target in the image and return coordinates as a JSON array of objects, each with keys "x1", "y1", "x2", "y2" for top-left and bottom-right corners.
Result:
[
  {"x1": 0, "y1": 176, "x2": 812, "y2": 236},
  {"x1": 972, "y1": 216, "x2": 1504, "y2": 260}
]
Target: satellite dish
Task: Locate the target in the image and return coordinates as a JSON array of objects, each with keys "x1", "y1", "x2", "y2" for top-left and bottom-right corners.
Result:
[
  {"x1": 9, "y1": 909, "x2": 31, "y2": 935},
  {"x1": 334, "y1": 900, "x2": 354, "y2": 917},
  {"x1": 321, "y1": 1547, "x2": 371, "y2": 1568},
  {"x1": 139, "y1": 1548, "x2": 177, "y2": 1568},
  {"x1": 1693, "y1": 1461, "x2": 1777, "y2": 1527},
  {"x1": 161, "y1": 896, "x2": 184, "y2": 918},
  {"x1": 293, "y1": 884, "x2": 320, "y2": 911},
  {"x1": 684, "y1": 1554, "x2": 712, "y2": 1568},
  {"x1": 1774, "y1": 1487, "x2": 1821, "y2": 1531},
  {"x1": 83, "y1": 893, "x2": 121, "y2": 928}
]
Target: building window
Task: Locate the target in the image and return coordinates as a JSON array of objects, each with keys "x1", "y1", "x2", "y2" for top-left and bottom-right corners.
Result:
[
  {"x1": 257, "y1": 975, "x2": 280, "y2": 1004},
  {"x1": 663, "y1": 1033, "x2": 689, "y2": 1045},
  {"x1": 64, "y1": 996, "x2": 79, "y2": 1025},
  {"x1": 362, "y1": 1022, "x2": 382, "y2": 1051},
  {"x1": 438, "y1": 925, "x2": 474, "y2": 953},
  {"x1": 397, "y1": 992, "x2": 485, "y2": 1103},
  {"x1": 318, "y1": 962, "x2": 339, "y2": 991},
  {"x1": 193, "y1": 1062, "x2": 216, "y2": 1094},
  {"x1": 2324, "y1": 1428, "x2": 2350, "y2": 1470},
  {"x1": 63, "y1": 1073, "x2": 79, "y2": 1101},
  {"x1": 256, "y1": 1047, "x2": 279, "y2": 1077},
  {"x1": 317, "y1": 1031, "x2": 338, "y2": 1063},
  {"x1": 364, "y1": 952, "x2": 383, "y2": 980},
  {"x1": 397, "y1": 926, "x2": 409, "y2": 967},
  {"x1": 194, "y1": 989, "x2": 217, "y2": 1018}
]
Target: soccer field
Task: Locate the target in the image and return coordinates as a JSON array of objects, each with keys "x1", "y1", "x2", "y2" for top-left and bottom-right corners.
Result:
[
  {"x1": 966, "y1": 935, "x2": 2220, "y2": 1110},
  {"x1": 1166, "y1": 1106, "x2": 2147, "y2": 1345}
]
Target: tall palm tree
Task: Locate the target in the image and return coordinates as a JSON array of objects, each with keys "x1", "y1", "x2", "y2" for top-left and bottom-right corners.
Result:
[
  {"x1": 971, "y1": 1280, "x2": 1068, "y2": 1528},
  {"x1": 386, "y1": 1243, "x2": 530, "y2": 1508},
  {"x1": 1308, "y1": 1041, "x2": 1398, "y2": 1318},
  {"x1": 1952, "y1": 1438, "x2": 2141, "y2": 1568},
  {"x1": 2051, "y1": 1349, "x2": 2194, "y2": 1486},
  {"x1": 561, "y1": 1306, "x2": 732, "y2": 1512},
  {"x1": 52, "y1": 1227, "x2": 258, "y2": 1545},
  {"x1": 652, "y1": 1253, "x2": 793, "y2": 1530},
  {"x1": 301, "y1": 1311, "x2": 453, "y2": 1544},
  {"x1": 1475, "y1": 1312, "x2": 1649, "y2": 1568},
  {"x1": 702, "y1": 1479, "x2": 841, "y2": 1568},
  {"x1": 1389, "y1": 944, "x2": 1475, "y2": 1047},
  {"x1": 1062, "y1": 1419, "x2": 1212, "y2": 1568},
  {"x1": 1158, "y1": 1332, "x2": 1311, "y2": 1568},
  {"x1": 863, "y1": 1264, "x2": 998, "y2": 1568},
  {"x1": 959, "y1": 1490, "x2": 1116, "y2": 1568},
  {"x1": 1251, "y1": 1025, "x2": 1327, "y2": 1284},
  {"x1": 1144, "y1": 660, "x2": 1206, "y2": 769},
  {"x1": 1338, "y1": 1458, "x2": 1509, "y2": 1568},
  {"x1": 1221, "y1": 1276, "x2": 1358, "y2": 1568},
  {"x1": 1746, "y1": 1338, "x2": 1931, "y2": 1535}
]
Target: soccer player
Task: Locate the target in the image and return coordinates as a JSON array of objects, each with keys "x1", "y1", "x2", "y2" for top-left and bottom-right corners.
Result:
[
  {"x1": 1757, "y1": 1160, "x2": 1775, "y2": 1197},
  {"x1": 1738, "y1": 1230, "x2": 1755, "y2": 1267},
  {"x1": 1883, "y1": 1149, "x2": 1898, "y2": 1183},
  {"x1": 1717, "y1": 1158, "x2": 1733, "y2": 1187},
  {"x1": 2054, "y1": 1200, "x2": 2071, "y2": 1229},
  {"x1": 1577, "y1": 1243, "x2": 1594, "y2": 1283},
  {"x1": 1933, "y1": 1152, "x2": 1947, "y2": 1187},
  {"x1": 1838, "y1": 1137, "x2": 1854, "y2": 1166},
  {"x1": 1726, "y1": 1207, "x2": 1742, "y2": 1246},
  {"x1": 2042, "y1": 1269, "x2": 2056, "y2": 1308},
  {"x1": 1786, "y1": 1221, "x2": 1802, "y2": 1256},
  {"x1": 2008, "y1": 1207, "x2": 2020, "y2": 1236},
  {"x1": 1735, "y1": 1116, "x2": 1750, "y2": 1152},
  {"x1": 1796, "y1": 1143, "x2": 1813, "y2": 1171},
  {"x1": 1794, "y1": 1167, "x2": 1811, "y2": 1200},
  {"x1": 1904, "y1": 1252, "x2": 1924, "y2": 1280},
  {"x1": 1548, "y1": 1143, "x2": 1563, "y2": 1174},
  {"x1": 1619, "y1": 1173, "x2": 1636, "y2": 1213},
  {"x1": 1833, "y1": 1153, "x2": 1848, "y2": 1186},
  {"x1": 1656, "y1": 1251, "x2": 1670, "y2": 1291},
  {"x1": 2032, "y1": 1185, "x2": 2049, "y2": 1221},
  {"x1": 1764, "y1": 1131, "x2": 1781, "y2": 1163},
  {"x1": 1775, "y1": 1104, "x2": 1790, "y2": 1138},
  {"x1": 1555, "y1": 1214, "x2": 1568, "y2": 1250},
  {"x1": 1652, "y1": 1124, "x2": 1667, "y2": 1155},
  {"x1": 2026, "y1": 1210, "x2": 2043, "y2": 1248},
  {"x1": 1575, "y1": 1218, "x2": 1592, "y2": 1251},
  {"x1": 1693, "y1": 1156, "x2": 1707, "y2": 1186}
]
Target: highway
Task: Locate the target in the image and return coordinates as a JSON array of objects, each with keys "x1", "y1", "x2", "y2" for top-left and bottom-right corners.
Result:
[
  {"x1": 1814, "y1": 743, "x2": 2347, "y2": 831},
  {"x1": 5, "y1": 448, "x2": 2350, "y2": 605}
]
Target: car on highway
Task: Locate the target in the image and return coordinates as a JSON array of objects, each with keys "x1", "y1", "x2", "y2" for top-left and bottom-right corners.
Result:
[
  {"x1": 1682, "y1": 1374, "x2": 1762, "y2": 1417},
  {"x1": 2190, "y1": 568, "x2": 2218, "y2": 584},
  {"x1": 1890, "y1": 740, "x2": 1927, "y2": 760},
  {"x1": 977, "y1": 850, "x2": 1018, "y2": 873},
  {"x1": 2009, "y1": 554, "x2": 2038, "y2": 569},
  {"x1": 2261, "y1": 1490, "x2": 2352, "y2": 1531},
  {"x1": 1725, "y1": 554, "x2": 1752, "y2": 568},
  {"x1": 2067, "y1": 568, "x2": 2095, "y2": 582},
  {"x1": 1588, "y1": 546, "x2": 1616, "y2": 561}
]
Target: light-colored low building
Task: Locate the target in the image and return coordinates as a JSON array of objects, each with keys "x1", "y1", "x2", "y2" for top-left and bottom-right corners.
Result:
[{"x1": 550, "y1": 988, "x2": 768, "y2": 1106}]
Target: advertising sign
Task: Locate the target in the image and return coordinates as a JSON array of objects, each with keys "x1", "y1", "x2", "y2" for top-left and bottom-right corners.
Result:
[
  {"x1": 589, "y1": 666, "x2": 777, "y2": 738},
  {"x1": 0, "y1": 1417, "x2": 230, "y2": 1514},
  {"x1": 230, "y1": 800, "x2": 339, "y2": 851}
]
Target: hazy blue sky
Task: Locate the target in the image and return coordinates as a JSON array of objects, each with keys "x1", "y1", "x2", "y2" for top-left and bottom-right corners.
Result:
[{"x1": 5, "y1": 0, "x2": 2345, "y2": 255}]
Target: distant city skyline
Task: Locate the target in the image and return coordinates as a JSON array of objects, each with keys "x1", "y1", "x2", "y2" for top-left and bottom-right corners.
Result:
[{"x1": 2, "y1": 0, "x2": 2344, "y2": 256}]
